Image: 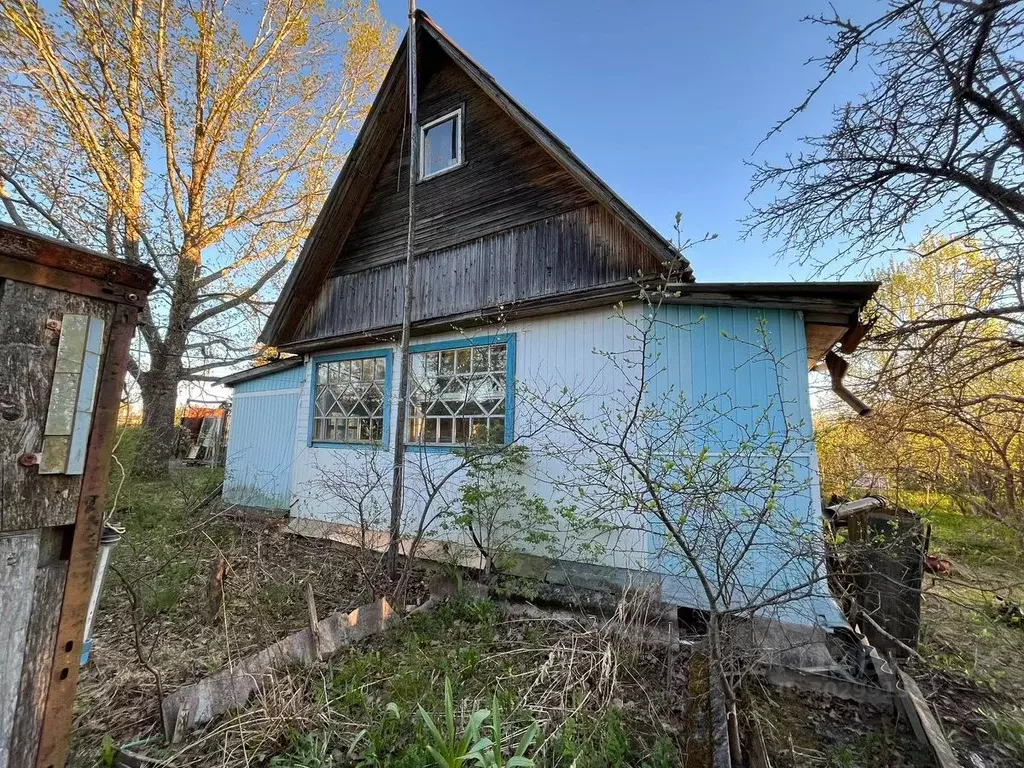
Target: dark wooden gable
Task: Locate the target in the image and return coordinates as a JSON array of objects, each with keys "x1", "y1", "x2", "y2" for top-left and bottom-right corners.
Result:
[
  {"x1": 332, "y1": 38, "x2": 593, "y2": 275},
  {"x1": 262, "y1": 12, "x2": 692, "y2": 349}
]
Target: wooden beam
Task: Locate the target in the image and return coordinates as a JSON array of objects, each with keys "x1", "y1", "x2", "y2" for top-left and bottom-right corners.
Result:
[{"x1": 0, "y1": 224, "x2": 155, "y2": 294}]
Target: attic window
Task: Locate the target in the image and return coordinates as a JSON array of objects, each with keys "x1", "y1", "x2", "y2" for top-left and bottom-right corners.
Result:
[{"x1": 420, "y1": 108, "x2": 463, "y2": 180}]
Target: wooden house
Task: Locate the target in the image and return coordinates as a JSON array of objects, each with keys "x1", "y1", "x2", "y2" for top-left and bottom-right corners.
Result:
[{"x1": 221, "y1": 12, "x2": 877, "y2": 627}]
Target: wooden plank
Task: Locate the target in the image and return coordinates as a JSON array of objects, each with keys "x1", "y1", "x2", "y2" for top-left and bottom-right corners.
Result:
[
  {"x1": 0, "y1": 223, "x2": 156, "y2": 296},
  {"x1": 0, "y1": 256, "x2": 148, "y2": 309},
  {"x1": 162, "y1": 598, "x2": 396, "y2": 738},
  {"x1": 8, "y1": 561, "x2": 67, "y2": 766},
  {"x1": 301, "y1": 205, "x2": 659, "y2": 342},
  {"x1": 0, "y1": 281, "x2": 113, "y2": 531},
  {"x1": 35, "y1": 303, "x2": 139, "y2": 768},
  {"x1": 0, "y1": 531, "x2": 41, "y2": 768},
  {"x1": 285, "y1": 277, "x2": 650, "y2": 355},
  {"x1": 895, "y1": 669, "x2": 960, "y2": 768}
]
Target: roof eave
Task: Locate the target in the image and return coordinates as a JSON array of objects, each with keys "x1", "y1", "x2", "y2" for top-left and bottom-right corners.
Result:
[{"x1": 218, "y1": 357, "x2": 304, "y2": 387}]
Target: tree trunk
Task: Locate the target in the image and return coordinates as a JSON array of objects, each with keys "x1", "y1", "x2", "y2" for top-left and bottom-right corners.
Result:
[{"x1": 136, "y1": 366, "x2": 180, "y2": 479}]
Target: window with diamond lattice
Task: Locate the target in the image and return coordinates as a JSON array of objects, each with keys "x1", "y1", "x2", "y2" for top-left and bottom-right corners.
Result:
[
  {"x1": 313, "y1": 355, "x2": 388, "y2": 444},
  {"x1": 407, "y1": 342, "x2": 508, "y2": 446}
]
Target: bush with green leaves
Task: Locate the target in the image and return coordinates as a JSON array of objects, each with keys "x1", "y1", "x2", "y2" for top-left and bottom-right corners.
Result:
[{"x1": 441, "y1": 445, "x2": 567, "y2": 580}]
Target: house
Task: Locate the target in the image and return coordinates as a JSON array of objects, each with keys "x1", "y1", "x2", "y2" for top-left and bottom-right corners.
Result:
[{"x1": 220, "y1": 12, "x2": 877, "y2": 628}]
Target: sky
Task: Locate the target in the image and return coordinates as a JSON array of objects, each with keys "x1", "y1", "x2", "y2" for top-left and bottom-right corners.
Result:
[{"x1": 375, "y1": 0, "x2": 873, "y2": 282}]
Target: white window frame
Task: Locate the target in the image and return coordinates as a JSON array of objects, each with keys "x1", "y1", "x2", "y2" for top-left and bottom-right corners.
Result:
[{"x1": 419, "y1": 107, "x2": 464, "y2": 181}]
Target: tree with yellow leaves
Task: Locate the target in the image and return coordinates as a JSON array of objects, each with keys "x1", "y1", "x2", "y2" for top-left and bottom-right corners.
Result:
[
  {"x1": 0, "y1": 0, "x2": 396, "y2": 473},
  {"x1": 819, "y1": 237, "x2": 1024, "y2": 525}
]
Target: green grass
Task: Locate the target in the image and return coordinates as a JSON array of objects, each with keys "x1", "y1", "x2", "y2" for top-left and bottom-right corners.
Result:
[
  {"x1": 197, "y1": 596, "x2": 686, "y2": 768},
  {"x1": 263, "y1": 598, "x2": 682, "y2": 767},
  {"x1": 104, "y1": 460, "x2": 228, "y2": 618}
]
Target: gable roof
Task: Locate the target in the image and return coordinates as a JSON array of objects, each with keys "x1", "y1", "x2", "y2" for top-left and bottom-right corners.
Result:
[{"x1": 260, "y1": 11, "x2": 692, "y2": 346}]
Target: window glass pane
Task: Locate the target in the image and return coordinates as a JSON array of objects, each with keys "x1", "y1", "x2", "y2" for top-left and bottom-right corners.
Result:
[
  {"x1": 440, "y1": 349, "x2": 455, "y2": 374},
  {"x1": 422, "y1": 114, "x2": 458, "y2": 177},
  {"x1": 407, "y1": 341, "x2": 509, "y2": 447},
  {"x1": 313, "y1": 355, "x2": 388, "y2": 444},
  {"x1": 471, "y1": 347, "x2": 487, "y2": 371}
]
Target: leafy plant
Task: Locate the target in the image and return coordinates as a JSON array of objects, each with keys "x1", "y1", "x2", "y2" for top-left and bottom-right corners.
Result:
[
  {"x1": 485, "y1": 692, "x2": 537, "y2": 767},
  {"x1": 98, "y1": 735, "x2": 117, "y2": 767},
  {"x1": 417, "y1": 677, "x2": 493, "y2": 767},
  {"x1": 441, "y1": 445, "x2": 566, "y2": 580},
  {"x1": 412, "y1": 677, "x2": 539, "y2": 768}
]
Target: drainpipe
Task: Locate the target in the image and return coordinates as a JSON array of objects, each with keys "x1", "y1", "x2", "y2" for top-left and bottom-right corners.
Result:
[
  {"x1": 80, "y1": 521, "x2": 125, "y2": 665},
  {"x1": 825, "y1": 350, "x2": 872, "y2": 417}
]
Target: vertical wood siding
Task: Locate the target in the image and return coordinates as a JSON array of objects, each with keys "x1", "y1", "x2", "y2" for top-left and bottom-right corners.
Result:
[
  {"x1": 298, "y1": 204, "x2": 659, "y2": 342},
  {"x1": 645, "y1": 305, "x2": 839, "y2": 625},
  {"x1": 223, "y1": 370, "x2": 303, "y2": 510}
]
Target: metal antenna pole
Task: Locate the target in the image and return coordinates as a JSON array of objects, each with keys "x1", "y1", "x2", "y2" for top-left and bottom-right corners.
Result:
[{"x1": 388, "y1": 0, "x2": 418, "y2": 580}]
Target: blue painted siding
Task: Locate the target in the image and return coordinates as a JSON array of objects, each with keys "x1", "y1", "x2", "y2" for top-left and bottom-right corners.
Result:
[
  {"x1": 234, "y1": 365, "x2": 305, "y2": 393},
  {"x1": 646, "y1": 305, "x2": 840, "y2": 626},
  {"x1": 648, "y1": 305, "x2": 813, "y2": 447},
  {"x1": 224, "y1": 367, "x2": 303, "y2": 510}
]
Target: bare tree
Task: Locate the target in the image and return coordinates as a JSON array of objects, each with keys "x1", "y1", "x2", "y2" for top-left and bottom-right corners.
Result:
[
  {"x1": 748, "y1": 0, "x2": 1024, "y2": 296},
  {"x1": 0, "y1": 0, "x2": 396, "y2": 473},
  {"x1": 749, "y1": 0, "x2": 1024, "y2": 530}
]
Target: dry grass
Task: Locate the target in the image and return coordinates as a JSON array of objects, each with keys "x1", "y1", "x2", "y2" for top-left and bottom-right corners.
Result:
[
  {"x1": 124, "y1": 598, "x2": 693, "y2": 767},
  {"x1": 69, "y1": 469, "x2": 429, "y2": 766}
]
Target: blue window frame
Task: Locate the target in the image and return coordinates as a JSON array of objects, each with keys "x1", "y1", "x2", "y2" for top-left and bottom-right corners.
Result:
[
  {"x1": 309, "y1": 349, "x2": 392, "y2": 448},
  {"x1": 406, "y1": 333, "x2": 516, "y2": 450}
]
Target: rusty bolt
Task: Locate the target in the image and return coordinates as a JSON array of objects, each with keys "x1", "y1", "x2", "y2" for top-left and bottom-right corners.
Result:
[
  {"x1": 18, "y1": 453, "x2": 39, "y2": 467},
  {"x1": 45, "y1": 318, "x2": 62, "y2": 333}
]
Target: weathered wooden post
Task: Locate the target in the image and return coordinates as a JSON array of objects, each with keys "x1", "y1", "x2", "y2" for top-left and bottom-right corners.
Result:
[{"x1": 0, "y1": 223, "x2": 155, "y2": 768}]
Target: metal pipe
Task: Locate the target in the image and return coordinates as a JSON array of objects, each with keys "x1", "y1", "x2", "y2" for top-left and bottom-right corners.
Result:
[
  {"x1": 825, "y1": 350, "x2": 872, "y2": 417},
  {"x1": 80, "y1": 521, "x2": 124, "y2": 665}
]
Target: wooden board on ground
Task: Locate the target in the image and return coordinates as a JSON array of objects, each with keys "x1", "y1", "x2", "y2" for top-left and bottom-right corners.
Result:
[
  {"x1": 896, "y1": 669, "x2": 960, "y2": 768},
  {"x1": 162, "y1": 598, "x2": 396, "y2": 739}
]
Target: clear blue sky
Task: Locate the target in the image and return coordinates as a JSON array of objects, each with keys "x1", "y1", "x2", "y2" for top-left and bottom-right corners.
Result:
[{"x1": 378, "y1": 0, "x2": 872, "y2": 282}]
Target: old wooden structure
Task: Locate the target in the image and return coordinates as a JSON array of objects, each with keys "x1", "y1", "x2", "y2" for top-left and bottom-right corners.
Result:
[{"x1": 0, "y1": 223, "x2": 154, "y2": 768}]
